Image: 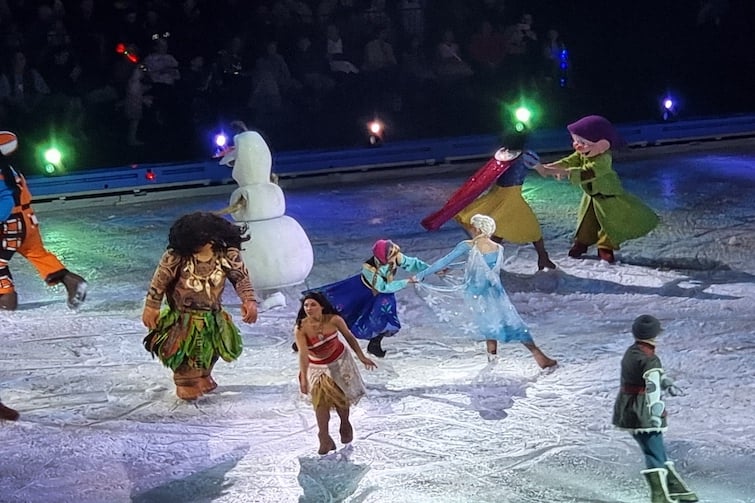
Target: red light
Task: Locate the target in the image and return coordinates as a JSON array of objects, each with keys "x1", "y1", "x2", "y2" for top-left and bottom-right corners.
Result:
[
  {"x1": 145, "y1": 170, "x2": 156, "y2": 181},
  {"x1": 115, "y1": 43, "x2": 125, "y2": 54}
]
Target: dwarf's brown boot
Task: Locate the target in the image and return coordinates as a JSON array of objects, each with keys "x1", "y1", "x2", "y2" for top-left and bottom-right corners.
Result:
[{"x1": 568, "y1": 240, "x2": 589, "y2": 258}]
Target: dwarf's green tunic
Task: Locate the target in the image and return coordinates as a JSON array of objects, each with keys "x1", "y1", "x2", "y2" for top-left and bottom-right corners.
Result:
[{"x1": 559, "y1": 151, "x2": 659, "y2": 246}]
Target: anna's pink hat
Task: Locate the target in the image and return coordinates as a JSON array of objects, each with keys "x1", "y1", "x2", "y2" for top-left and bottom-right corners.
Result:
[{"x1": 372, "y1": 239, "x2": 398, "y2": 264}]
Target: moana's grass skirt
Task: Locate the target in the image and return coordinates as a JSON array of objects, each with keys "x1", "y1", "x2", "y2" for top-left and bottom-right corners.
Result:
[
  {"x1": 143, "y1": 307, "x2": 243, "y2": 371},
  {"x1": 307, "y1": 350, "x2": 366, "y2": 409}
]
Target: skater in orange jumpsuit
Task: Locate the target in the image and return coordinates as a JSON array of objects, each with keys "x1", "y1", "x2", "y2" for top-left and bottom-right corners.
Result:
[{"x1": 0, "y1": 131, "x2": 87, "y2": 311}]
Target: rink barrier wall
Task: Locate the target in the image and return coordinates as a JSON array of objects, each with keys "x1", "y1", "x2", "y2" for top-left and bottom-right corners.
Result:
[{"x1": 27, "y1": 114, "x2": 755, "y2": 204}]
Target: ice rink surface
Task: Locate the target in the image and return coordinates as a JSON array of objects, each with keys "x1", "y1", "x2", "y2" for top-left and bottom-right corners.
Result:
[{"x1": 2, "y1": 139, "x2": 755, "y2": 502}]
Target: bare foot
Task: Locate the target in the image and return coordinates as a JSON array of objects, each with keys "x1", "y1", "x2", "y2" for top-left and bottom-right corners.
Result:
[
  {"x1": 318, "y1": 434, "x2": 336, "y2": 455},
  {"x1": 339, "y1": 421, "x2": 354, "y2": 444}
]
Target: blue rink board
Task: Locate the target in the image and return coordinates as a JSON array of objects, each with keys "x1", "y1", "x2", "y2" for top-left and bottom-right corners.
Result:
[{"x1": 27, "y1": 114, "x2": 755, "y2": 202}]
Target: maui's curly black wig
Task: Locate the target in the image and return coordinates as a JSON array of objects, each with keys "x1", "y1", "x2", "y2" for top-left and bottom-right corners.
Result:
[{"x1": 167, "y1": 212, "x2": 249, "y2": 256}]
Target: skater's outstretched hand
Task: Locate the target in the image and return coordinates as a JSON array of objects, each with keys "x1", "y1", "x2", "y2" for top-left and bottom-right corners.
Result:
[
  {"x1": 142, "y1": 306, "x2": 160, "y2": 329},
  {"x1": 359, "y1": 355, "x2": 377, "y2": 370},
  {"x1": 241, "y1": 299, "x2": 258, "y2": 323}
]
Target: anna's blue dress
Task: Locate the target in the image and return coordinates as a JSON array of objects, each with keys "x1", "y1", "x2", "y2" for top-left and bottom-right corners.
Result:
[
  {"x1": 415, "y1": 241, "x2": 533, "y2": 343},
  {"x1": 306, "y1": 254, "x2": 429, "y2": 341}
]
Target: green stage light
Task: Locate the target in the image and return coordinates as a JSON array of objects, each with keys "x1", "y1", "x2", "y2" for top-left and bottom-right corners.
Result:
[
  {"x1": 44, "y1": 148, "x2": 62, "y2": 165},
  {"x1": 515, "y1": 106, "x2": 532, "y2": 124}
]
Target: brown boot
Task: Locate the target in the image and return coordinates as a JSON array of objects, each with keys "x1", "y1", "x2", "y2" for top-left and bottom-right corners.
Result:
[
  {"x1": 199, "y1": 358, "x2": 218, "y2": 393},
  {"x1": 597, "y1": 248, "x2": 616, "y2": 263},
  {"x1": 0, "y1": 401, "x2": 19, "y2": 421},
  {"x1": 568, "y1": 240, "x2": 589, "y2": 258},
  {"x1": 0, "y1": 291, "x2": 18, "y2": 311},
  {"x1": 173, "y1": 364, "x2": 204, "y2": 401}
]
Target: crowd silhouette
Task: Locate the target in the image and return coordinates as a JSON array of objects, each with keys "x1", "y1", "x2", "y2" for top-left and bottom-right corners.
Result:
[{"x1": 0, "y1": 0, "x2": 749, "y2": 172}]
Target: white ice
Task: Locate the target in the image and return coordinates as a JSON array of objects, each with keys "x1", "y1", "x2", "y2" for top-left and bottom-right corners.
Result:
[{"x1": 2, "y1": 139, "x2": 755, "y2": 503}]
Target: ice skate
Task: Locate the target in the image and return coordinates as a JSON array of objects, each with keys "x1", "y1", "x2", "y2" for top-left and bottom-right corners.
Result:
[
  {"x1": 0, "y1": 291, "x2": 18, "y2": 311},
  {"x1": 61, "y1": 271, "x2": 88, "y2": 309}
]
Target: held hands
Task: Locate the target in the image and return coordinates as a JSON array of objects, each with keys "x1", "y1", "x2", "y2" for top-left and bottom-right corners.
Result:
[
  {"x1": 142, "y1": 306, "x2": 160, "y2": 329},
  {"x1": 241, "y1": 300, "x2": 258, "y2": 323}
]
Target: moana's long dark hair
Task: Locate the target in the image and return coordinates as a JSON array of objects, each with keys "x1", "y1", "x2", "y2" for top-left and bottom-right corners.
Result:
[
  {"x1": 167, "y1": 212, "x2": 249, "y2": 256},
  {"x1": 295, "y1": 291, "x2": 340, "y2": 329}
]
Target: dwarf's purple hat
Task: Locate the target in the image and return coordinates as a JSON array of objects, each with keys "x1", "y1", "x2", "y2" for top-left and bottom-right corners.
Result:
[
  {"x1": 372, "y1": 239, "x2": 398, "y2": 264},
  {"x1": 567, "y1": 115, "x2": 626, "y2": 149}
]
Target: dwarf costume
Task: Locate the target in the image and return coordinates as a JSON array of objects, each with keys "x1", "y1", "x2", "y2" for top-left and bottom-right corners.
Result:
[
  {"x1": 0, "y1": 131, "x2": 87, "y2": 310},
  {"x1": 143, "y1": 247, "x2": 255, "y2": 400},
  {"x1": 557, "y1": 116, "x2": 659, "y2": 263}
]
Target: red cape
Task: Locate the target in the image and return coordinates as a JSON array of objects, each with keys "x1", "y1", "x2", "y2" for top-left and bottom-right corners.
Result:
[{"x1": 421, "y1": 149, "x2": 521, "y2": 231}]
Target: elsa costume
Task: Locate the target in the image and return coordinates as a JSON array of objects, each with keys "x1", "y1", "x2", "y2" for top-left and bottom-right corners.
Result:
[{"x1": 414, "y1": 240, "x2": 533, "y2": 344}]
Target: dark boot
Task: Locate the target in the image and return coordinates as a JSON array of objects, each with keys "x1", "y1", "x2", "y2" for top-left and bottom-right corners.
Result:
[
  {"x1": 61, "y1": 270, "x2": 88, "y2": 309},
  {"x1": 568, "y1": 240, "x2": 589, "y2": 258},
  {"x1": 0, "y1": 291, "x2": 18, "y2": 311},
  {"x1": 0, "y1": 401, "x2": 19, "y2": 421},
  {"x1": 367, "y1": 334, "x2": 386, "y2": 358},
  {"x1": 642, "y1": 468, "x2": 678, "y2": 503},
  {"x1": 665, "y1": 461, "x2": 698, "y2": 502},
  {"x1": 597, "y1": 247, "x2": 616, "y2": 264}
]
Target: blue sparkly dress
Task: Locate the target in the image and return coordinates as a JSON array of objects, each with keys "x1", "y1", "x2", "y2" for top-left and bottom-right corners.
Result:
[
  {"x1": 306, "y1": 254, "x2": 429, "y2": 341},
  {"x1": 415, "y1": 241, "x2": 533, "y2": 343}
]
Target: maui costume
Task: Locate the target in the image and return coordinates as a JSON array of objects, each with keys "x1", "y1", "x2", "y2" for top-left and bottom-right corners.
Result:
[
  {"x1": 143, "y1": 248, "x2": 255, "y2": 390},
  {"x1": 303, "y1": 329, "x2": 366, "y2": 409},
  {"x1": 414, "y1": 240, "x2": 533, "y2": 344}
]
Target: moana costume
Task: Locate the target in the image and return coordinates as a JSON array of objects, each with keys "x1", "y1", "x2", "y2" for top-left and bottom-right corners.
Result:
[
  {"x1": 303, "y1": 329, "x2": 366, "y2": 409},
  {"x1": 143, "y1": 247, "x2": 255, "y2": 395}
]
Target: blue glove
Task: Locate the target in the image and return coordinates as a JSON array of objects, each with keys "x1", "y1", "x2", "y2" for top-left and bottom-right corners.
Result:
[{"x1": 649, "y1": 415, "x2": 662, "y2": 428}]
